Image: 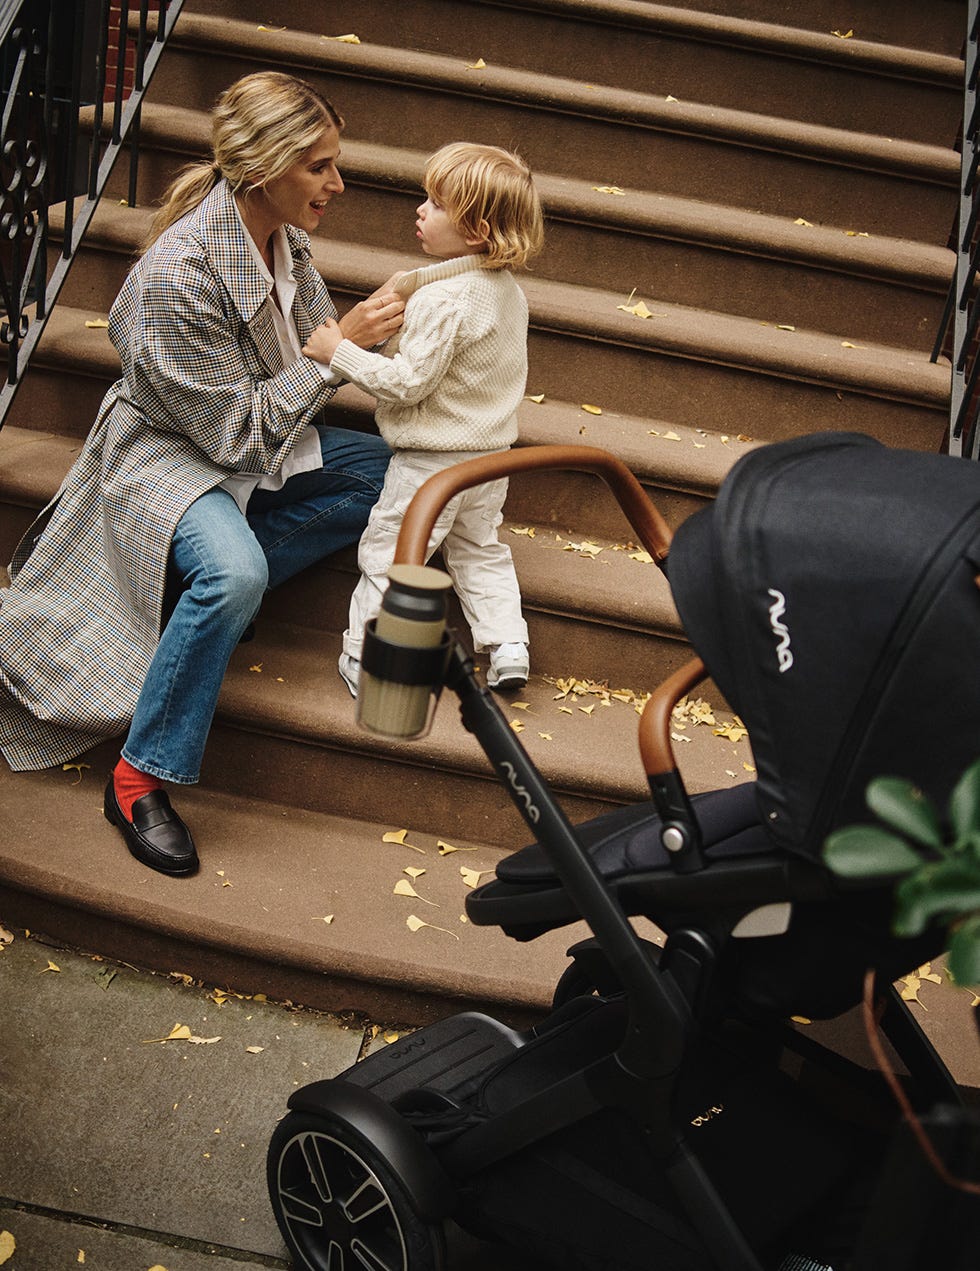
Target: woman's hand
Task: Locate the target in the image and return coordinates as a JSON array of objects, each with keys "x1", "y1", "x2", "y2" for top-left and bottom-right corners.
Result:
[{"x1": 338, "y1": 290, "x2": 405, "y2": 348}]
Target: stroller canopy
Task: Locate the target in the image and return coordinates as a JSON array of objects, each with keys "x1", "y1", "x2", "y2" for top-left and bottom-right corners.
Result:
[{"x1": 668, "y1": 432, "x2": 980, "y2": 860}]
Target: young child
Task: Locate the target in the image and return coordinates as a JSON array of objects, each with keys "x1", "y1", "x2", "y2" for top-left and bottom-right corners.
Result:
[{"x1": 305, "y1": 141, "x2": 544, "y2": 695}]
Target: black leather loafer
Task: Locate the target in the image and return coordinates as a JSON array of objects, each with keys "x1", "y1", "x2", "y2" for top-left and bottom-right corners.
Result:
[{"x1": 103, "y1": 780, "x2": 200, "y2": 877}]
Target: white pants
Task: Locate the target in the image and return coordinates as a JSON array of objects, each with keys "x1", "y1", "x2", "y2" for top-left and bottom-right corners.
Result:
[{"x1": 343, "y1": 448, "x2": 529, "y2": 660}]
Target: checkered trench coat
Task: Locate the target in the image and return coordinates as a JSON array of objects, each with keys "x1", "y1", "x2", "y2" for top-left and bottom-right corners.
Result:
[{"x1": 0, "y1": 179, "x2": 341, "y2": 771}]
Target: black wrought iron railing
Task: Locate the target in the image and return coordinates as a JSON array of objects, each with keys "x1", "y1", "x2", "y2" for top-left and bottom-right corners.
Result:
[
  {"x1": 934, "y1": 0, "x2": 980, "y2": 459},
  {"x1": 0, "y1": 0, "x2": 184, "y2": 432}
]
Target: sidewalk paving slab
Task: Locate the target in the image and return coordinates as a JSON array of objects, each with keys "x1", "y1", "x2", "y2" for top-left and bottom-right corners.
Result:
[{"x1": 0, "y1": 930, "x2": 526, "y2": 1270}]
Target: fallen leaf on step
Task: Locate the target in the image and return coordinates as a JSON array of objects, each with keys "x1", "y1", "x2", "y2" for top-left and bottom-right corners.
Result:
[
  {"x1": 466, "y1": 57, "x2": 487, "y2": 69},
  {"x1": 245, "y1": 1046, "x2": 265, "y2": 1054},
  {"x1": 249, "y1": 663, "x2": 262, "y2": 672},
  {"x1": 0, "y1": 923, "x2": 13, "y2": 946},
  {"x1": 580, "y1": 403, "x2": 603, "y2": 415},
  {"x1": 526, "y1": 393, "x2": 545, "y2": 403},
  {"x1": 186, "y1": 1034, "x2": 221, "y2": 1045},
  {"x1": 592, "y1": 186, "x2": 626, "y2": 196},
  {"x1": 628, "y1": 550, "x2": 654, "y2": 563},
  {"x1": 793, "y1": 217, "x2": 814, "y2": 226},
  {"x1": 404, "y1": 866, "x2": 426, "y2": 879},
  {"x1": 84, "y1": 319, "x2": 109, "y2": 329},
  {"x1": 0, "y1": 1231, "x2": 15, "y2": 1265},
  {"x1": 617, "y1": 299, "x2": 663, "y2": 319},
  {"x1": 406, "y1": 914, "x2": 459, "y2": 939},
  {"x1": 831, "y1": 28, "x2": 853, "y2": 38},
  {"x1": 916, "y1": 962, "x2": 943, "y2": 985},
  {"x1": 841, "y1": 341, "x2": 863, "y2": 349},
  {"x1": 40, "y1": 960, "x2": 60, "y2": 974},
  {"x1": 144, "y1": 1023, "x2": 193, "y2": 1043},
  {"x1": 62, "y1": 762, "x2": 90, "y2": 785},
  {"x1": 671, "y1": 731, "x2": 692, "y2": 744},
  {"x1": 775, "y1": 324, "x2": 796, "y2": 332},
  {"x1": 564, "y1": 540, "x2": 603, "y2": 557},
  {"x1": 438, "y1": 839, "x2": 476, "y2": 854},
  {"x1": 393, "y1": 878, "x2": 437, "y2": 905},
  {"x1": 95, "y1": 966, "x2": 117, "y2": 990},
  {"x1": 257, "y1": 24, "x2": 286, "y2": 31},
  {"x1": 382, "y1": 828, "x2": 425, "y2": 854},
  {"x1": 511, "y1": 701, "x2": 531, "y2": 710},
  {"x1": 509, "y1": 525, "x2": 536, "y2": 537},
  {"x1": 713, "y1": 718, "x2": 748, "y2": 743},
  {"x1": 538, "y1": 733, "x2": 553, "y2": 740},
  {"x1": 314, "y1": 914, "x2": 335, "y2": 924},
  {"x1": 899, "y1": 973, "x2": 926, "y2": 1008},
  {"x1": 384, "y1": 1030, "x2": 401, "y2": 1043},
  {"x1": 510, "y1": 719, "x2": 525, "y2": 732},
  {"x1": 665, "y1": 95, "x2": 679, "y2": 102},
  {"x1": 322, "y1": 33, "x2": 360, "y2": 43},
  {"x1": 77, "y1": 1252, "x2": 85, "y2": 1264},
  {"x1": 460, "y1": 867, "x2": 493, "y2": 888},
  {"x1": 844, "y1": 230, "x2": 870, "y2": 237}
]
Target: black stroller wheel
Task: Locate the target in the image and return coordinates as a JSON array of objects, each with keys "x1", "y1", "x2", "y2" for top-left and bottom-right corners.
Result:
[{"x1": 268, "y1": 1110, "x2": 447, "y2": 1271}]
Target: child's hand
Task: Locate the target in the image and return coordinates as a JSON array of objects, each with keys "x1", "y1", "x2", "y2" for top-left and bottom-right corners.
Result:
[{"x1": 303, "y1": 318, "x2": 345, "y2": 365}]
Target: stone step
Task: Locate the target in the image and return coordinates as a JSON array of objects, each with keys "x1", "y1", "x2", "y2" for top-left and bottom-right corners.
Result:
[
  {"x1": 185, "y1": 0, "x2": 963, "y2": 141},
  {"x1": 107, "y1": 105, "x2": 954, "y2": 352},
  {"x1": 0, "y1": 741, "x2": 690, "y2": 1025},
  {"x1": 19, "y1": 203, "x2": 953, "y2": 452},
  {"x1": 0, "y1": 412, "x2": 707, "y2": 688},
  {"x1": 155, "y1": 12, "x2": 959, "y2": 242}
]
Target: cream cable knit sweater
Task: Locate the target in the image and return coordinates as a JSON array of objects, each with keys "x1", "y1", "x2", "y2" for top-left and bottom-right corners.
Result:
[{"x1": 328, "y1": 259, "x2": 529, "y2": 452}]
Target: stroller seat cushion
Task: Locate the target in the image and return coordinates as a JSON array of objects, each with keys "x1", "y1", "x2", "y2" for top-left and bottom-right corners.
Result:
[{"x1": 497, "y1": 781, "x2": 766, "y2": 886}]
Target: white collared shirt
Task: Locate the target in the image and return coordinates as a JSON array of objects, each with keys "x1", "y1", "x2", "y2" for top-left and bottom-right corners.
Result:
[{"x1": 220, "y1": 208, "x2": 331, "y2": 512}]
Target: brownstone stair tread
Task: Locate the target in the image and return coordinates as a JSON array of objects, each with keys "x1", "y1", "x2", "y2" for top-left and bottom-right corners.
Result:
[{"x1": 124, "y1": 103, "x2": 955, "y2": 291}]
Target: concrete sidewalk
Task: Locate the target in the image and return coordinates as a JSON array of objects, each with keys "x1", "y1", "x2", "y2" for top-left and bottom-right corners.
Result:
[{"x1": 0, "y1": 926, "x2": 516, "y2": 1271}]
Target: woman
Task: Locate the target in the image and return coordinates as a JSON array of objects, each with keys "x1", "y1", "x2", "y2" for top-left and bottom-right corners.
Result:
[{"x1": 0, "y1": 71, "x2": 405, "y2": 877}]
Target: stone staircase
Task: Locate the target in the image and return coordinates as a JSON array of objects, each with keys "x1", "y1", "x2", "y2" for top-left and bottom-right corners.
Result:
[{"x1": 0, "y1": 0, "x2": 971, "y2": 1055}]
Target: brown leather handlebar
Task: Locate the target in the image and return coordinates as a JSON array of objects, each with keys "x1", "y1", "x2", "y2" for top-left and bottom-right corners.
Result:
[
  {"x1": 393, "y1": 444, "x2": 673, "y2": 568},
  {"x1": 638, "y1": 656, "x2": 708, "y2": 780}
]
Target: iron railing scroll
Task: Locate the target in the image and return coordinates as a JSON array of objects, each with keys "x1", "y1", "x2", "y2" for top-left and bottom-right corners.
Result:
[
  {"x1": 0, "y1": 0, "x2": 184, "y2": 432},
  {"x1": 935, "y1": 0, "x2": 980, "y2": 459}
]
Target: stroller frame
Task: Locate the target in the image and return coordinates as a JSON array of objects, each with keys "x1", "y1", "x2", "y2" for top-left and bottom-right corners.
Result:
[{"x1": 267, "y1": 445, "x2": 971, "y2": 1271}]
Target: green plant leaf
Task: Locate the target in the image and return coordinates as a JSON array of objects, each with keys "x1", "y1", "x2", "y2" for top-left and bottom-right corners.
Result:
[
  {"x1": 949, "y1": 758, "x2": 980, "y2": 844},
  {"x1": 865, "y1": 777, "x2": 943, "y2": 849},
  {"x1": 893, "y1": 859, "x2": 980, "y2": 936},
  {"x1": 823, "y1": 825, "x2": 923, "y2": 878},
  {"x1": 947, "y1": 912, "x2": 980, "y2": 988}
]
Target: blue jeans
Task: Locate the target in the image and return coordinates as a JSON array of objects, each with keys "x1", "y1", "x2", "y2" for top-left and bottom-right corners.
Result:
[{"x1": 122, "y1": 426, "x2": 390, "y2": 784}]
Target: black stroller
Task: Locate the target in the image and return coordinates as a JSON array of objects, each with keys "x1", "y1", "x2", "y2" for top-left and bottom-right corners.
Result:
[{"x1": 266, "y1": 432, "x2": 980, "y2": 1270}]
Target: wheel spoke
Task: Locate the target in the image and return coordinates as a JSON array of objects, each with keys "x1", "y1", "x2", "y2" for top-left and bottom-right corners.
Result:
[
  {"x1": 351, "y1": 1237, "x2": 400, "y2": 1271},
  {"x1": 327, "y1": 1239, "x2": 345, "y2": 1270},
  {"x1": 344, "y1": 1176, "x2": 389, "y2": 1224},
  {"x1": 300, "y1": 1132, "x2": 335, "y2": 1205},
  {"x1": 279, "y1": 1187, "x2": 325, "y2": 1229}
]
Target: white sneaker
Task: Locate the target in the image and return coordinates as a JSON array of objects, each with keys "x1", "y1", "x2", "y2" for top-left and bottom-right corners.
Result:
[
  {"x1": 338, "y1": 653, "x2": 360, "y2": 698},
  {"x1": 487, "y1": 642, "x2": 529, "y2": 691}
]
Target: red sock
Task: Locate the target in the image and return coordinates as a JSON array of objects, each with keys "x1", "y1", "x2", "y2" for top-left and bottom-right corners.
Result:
[{"x1": 113, "y1": 756, "x2": 163, "y2": 821}]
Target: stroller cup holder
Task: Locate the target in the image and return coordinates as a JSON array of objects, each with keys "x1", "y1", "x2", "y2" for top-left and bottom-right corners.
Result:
[{"x1": 267, "y1": 441, "x2": 980, "y2": 1271}]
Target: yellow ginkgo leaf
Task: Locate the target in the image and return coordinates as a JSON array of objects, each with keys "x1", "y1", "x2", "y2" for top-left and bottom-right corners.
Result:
[
  {"x1": 84, "y1": 319, "x2": 109, "y2": 329},
  {"x1": 580, "y1": 403, "x2": 603, "y2": 415},
  {"x1": 404, "y1": 866, "x2": 426, "y2": 879},
  {"x1": 143, "y1": 1023, "x2": 193, "y2": 1044},
  {"x1": 406, "y1": 914, "x2": 459, "y2": 939},
  {"x1": 393, "y1": 878, "x2": 437, "y2": 905},
  {"x1": 466, "y1": 57, "x2": 486, "y2": 69},
  {"x1": 510, "y1": 719, "x2": 525, "y2": 733},
  {"x1": 245, "y1": 1045, "x2": 265, "y2": 1054},
  {"x1": 509, "y1": 525, "x2": 536, "y2": 537},
  {"x1": 322, "y1": 33, "x2": 360, "y2": 43},
  {"x1": 629, "y1": 550, "x2": 654, "y2": 564},
  {"x1": 383, "y1": 828, "x2": 425, "y2": 854},
  {"x1": 41, "y1": 959, "x2": 61, "y2": 974},
  {"x1": 793, "y1": 217, "x2": 814, "y2": 227},
  {"x1": 592, "y1": 185, "x2": 626, "y2": 196},
  {"x1": 526, "y1": 393, "x2": 545, "y2": 403},
  {"x1": 437, "y1": 839, "x2": 476, "y2": 854},
  {"x1": 617, "y1": 300, "x2": 658, "y2": 319},
  {"x1": 564, "y1": 540, "x2": 603, "y2": 557},
  {"x1": 831, "y1": 28, "x2": 853, "y2": 38},
  {"x1": 0, "y1": 1231, "x2": 15, "y2": 1266},
  {"x1": 460, "y1": 867, "x2": 493, "y2": 888}
]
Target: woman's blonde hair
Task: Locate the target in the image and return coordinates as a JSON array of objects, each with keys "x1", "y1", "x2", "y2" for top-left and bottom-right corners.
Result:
[
  {"x1": 143, "y1": 71, "x2": 343, "y2": 250},
  {"x1": 424, "y1": 142, "x2": 544, "y2": 269}
]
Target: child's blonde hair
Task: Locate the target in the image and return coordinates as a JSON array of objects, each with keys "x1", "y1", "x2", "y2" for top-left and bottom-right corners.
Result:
[
  {"x1": 144, "y1": 72, "x2": 343, "y2": 251},
  {"x1": 424, "y1": 142, "x2": 544, "y2": 269}
]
